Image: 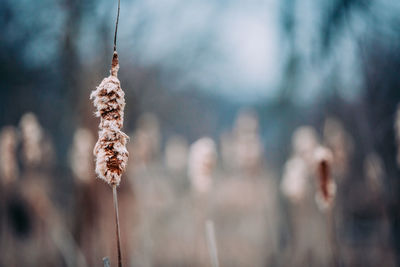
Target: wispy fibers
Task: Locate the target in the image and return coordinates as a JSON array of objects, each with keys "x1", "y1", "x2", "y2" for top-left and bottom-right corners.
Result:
[{"x1": 90, "y1": 0, "x2": 128, "y2": 266}]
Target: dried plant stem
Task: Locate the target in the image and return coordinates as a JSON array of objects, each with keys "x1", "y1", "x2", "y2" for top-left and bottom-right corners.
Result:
[
  {"x1": 113, "y1": 185, "x2": 122, "y2": 267},
  {"x1": 327, "y1": 209, "x2": 340, "y2": 267},
  {"x1": 205, "y1": 220, "x2": 219, "y2": 267},
  {"x1": 113, "y1": 0, "x2": 120, "y2": 52}
]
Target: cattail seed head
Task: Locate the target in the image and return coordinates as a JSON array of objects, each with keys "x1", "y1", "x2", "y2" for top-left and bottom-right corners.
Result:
[
  {"x1": 90, "y1": 51, "x2": 129, "y2": 186},
  {"x1": 188, "y1": 137, "x2": 217, "y2": 193},
  {"x1": 19, "y1": 112, "x2": 43, "y2": 168},
  {"x1": 0, "y1": 126, "x2": 19, "y2": 185},
  {"x1": 314, "y1": 146, "x2": 336, "y2": 210},
  {"x1": 292, "y1": 126, "x2": 319, "y2": 166},
  {"x1": 69, "y1": 128, "x2": 95, "y2": 184},
  {"x1": 364, "y1": 152, "x2": 384, "y2": 194},
  {"x1": 280, "y1": 156, "x2": 309, "y2": 204}
]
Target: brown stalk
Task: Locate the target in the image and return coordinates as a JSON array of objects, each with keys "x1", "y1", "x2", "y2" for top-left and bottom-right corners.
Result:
[
  {"x1": 112, "y1": 1, "x2": 122, "y2": 266},
  {"x1": 112, "y1": 185, "x2": 122, "y2": 267},
  {"x1": 113, "y1": 0, "x2": 120, "y2": 52}
]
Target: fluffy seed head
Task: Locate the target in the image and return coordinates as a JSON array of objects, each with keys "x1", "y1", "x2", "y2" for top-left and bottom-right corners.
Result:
[{"x1": 90, "y1": 52, "x2": 129, "y2": 186}]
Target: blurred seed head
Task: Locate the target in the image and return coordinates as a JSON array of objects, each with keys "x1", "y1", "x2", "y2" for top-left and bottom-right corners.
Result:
[
  {"x1": 234, "y1": 109, "x2": 259, "y2": 136},
  {"x1": 363, "y1": 152, "x2": 384, "y2": 194},
  {"x1": 0, "y1": 126, "x2": 19, "y2": 185},
  {"x1": 69, "y1": 128, "x2": 95, "y2": 184},
  {"x1": 128, "y1": 113, "x2": 161, "y2": 173},
  {"x1": 19, "y1": 112, "x2": 43, "y2": 168},
  {"x1": 164, "y1": 135, "x2": 188, "y2": 173},
  {"x1": 188, "y1": 137, "x2": 217, "y2": 193},
  {"x1": 292, "y1": 126, "x2": 319, "y2": 166},
  {"x1": 323, "y1": 117, "x2": 353, "y2": 176},
  {"x1": 232, "y1": 109, "x2": 263, "y2": 174},
  {"x1": 280, "y1": 156, "x2": 309, "y2": 204},
  {"x1": 137, "y1": 112, "x2": 161, "y2": 158},
  {"x1": 220, "y1": 131, "x2": 235, "y2": 170},
  {"x1": 314, "y1": 146, "x2": 336, "y2": 211}
]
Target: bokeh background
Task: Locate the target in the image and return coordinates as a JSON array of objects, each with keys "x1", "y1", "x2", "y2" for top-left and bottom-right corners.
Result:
[{"x1": 1, "y1": 0, "x2": 400, "y2": 266}]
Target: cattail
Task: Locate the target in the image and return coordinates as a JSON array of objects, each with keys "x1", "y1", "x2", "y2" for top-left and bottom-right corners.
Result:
[
  {"x1": 188, "y1": 137, "x2": 217, "y2": 193},
  {"x1": 314, "y1": 146, "x2": 336, "y2": 210},
  {"x1": 90, "y1": 51, "x2": 129, "y2": 186},
  {"x1": 233, "y1": 109, "x2": 263, "y2": 174},
  {"x1": 164, "y1": 135, "x2": 188, "y2": 173},
  {"x1": 364, "y1": 152, "x2": 384, "y2": 193},
  {"x1": 137, "y1": 113, "x2": 161, "y2": 158},
  {"x1": 0, "y1": 126, "x2": 19, "y2": 185},
  {"x1": 128, "y1": 113, "x2": 160, "y2": 172},
  {"x1": 292, "y1": 126, "x2": 319, "y2": 166},
  {"x1": 280, "y1": 156, "x2": 309, "y2": 204},
  {"x1": 220, "y1": 131, "x2": 235, "y2": 170},
  {"x1": 91, "y1": 1, "x2": 126, "y2": 265},
  {"x1": 69, "y1": 128, "x2": 95, "y2": 184},
  {"x1": 19, "y1": 112, "x2": 43, "y2": 168},
  {"x1": 323, "y1": 117, "x2": 353, "y2": 177}
]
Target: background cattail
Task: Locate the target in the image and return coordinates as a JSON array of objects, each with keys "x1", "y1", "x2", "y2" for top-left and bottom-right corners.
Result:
[
  {"x1": 90, "y1": 52, "x2": 129, "y2": 186},
  {"x1": 280, "y1": 156, "x2": 309, "y2": 204},
  {"x1": 164, "y1": 135, "x2": 188, "y2": 173},
  {"x1": 363, "y1": 152, "x2": 385, "y2": 194},
  {"x1": 128, "y1": 113, "x2": 161, "y2": 173},
  {"x1": 314, "y1": 146, "x2": 336, "y2": 210},
  {"x1": 232, "y1": 109, "x2": 263, "y2": 175},
  {"x1": 0, "y1": 126, "x2": 19, "y2": 185},
  {"x1": 292, "y1": 126, "x2": 319, "y2": 167},
  {"x1": 188, "y1": 137, "x2": 217, "y2": 193},
  {"x1": 323, "y1": 117, "x2": 353, "y2": 178},
  {"x1": 19, "y1": 112, "x2": 43, "y2": 168},
  {"x1": 69, "y1": 128, "x2": 95, "y2": 184}
]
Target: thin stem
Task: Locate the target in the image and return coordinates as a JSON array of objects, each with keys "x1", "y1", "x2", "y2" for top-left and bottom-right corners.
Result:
[
  {"x1": 113, "y1": 185, "x2": 122, "y2": 267},
  {"x1": 113, "y1": 0, "x2": 121, "y2": 52},
  {"x1": 327, "y1": 209, "x2": 340, "y2": 267},
  {"x1": 205, "y1": 220, "x2": 219, "y2": 267}
]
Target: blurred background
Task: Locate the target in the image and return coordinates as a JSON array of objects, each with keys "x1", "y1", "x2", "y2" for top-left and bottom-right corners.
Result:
[{"x1": 1, "y1": 0, "x2": 400, "y2": 266}]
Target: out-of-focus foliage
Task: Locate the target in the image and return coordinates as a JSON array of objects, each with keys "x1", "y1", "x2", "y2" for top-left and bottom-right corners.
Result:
[{"x1": 1, "y1": 0, "x2": 400, "y2": 266}]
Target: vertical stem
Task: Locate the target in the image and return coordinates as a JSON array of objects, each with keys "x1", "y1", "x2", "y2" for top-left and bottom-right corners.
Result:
[
  {"x1": 113, "y1": 0, "x2": 120, "y2": 52},
  {"x1": 205, "y1": 220, "x2": 219, "y2": 267},
  {"x1": 113, "y1": 185, "x2": 122, "y2": 267},
  {"x1": 327, "y1": 209, "x2": 340, "y2": 267}
]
